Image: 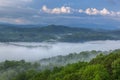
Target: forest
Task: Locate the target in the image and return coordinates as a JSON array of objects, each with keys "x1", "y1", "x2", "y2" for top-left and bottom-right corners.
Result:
[{"x1": 0, "y1": 49, "x2": 120, "y2": 80}]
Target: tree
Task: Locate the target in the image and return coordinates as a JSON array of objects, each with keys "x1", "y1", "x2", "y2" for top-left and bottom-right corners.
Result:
[
  {"x1": 80, "y1": 64, "x2": 110, "y2": 80},
  {"x1": 112, "y1": 58, "x2": 120, "y2": 80}
]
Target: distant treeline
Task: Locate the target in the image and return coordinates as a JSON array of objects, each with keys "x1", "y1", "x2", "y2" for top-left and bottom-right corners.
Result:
[
  {"x1": 0, "y1": 25, "x2": 120, "y2": 42},
  {"x1": 0, "y1": 49, "x2": 120, "y2": 80}
]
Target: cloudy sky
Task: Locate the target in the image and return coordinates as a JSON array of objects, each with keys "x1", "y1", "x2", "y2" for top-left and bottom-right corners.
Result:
[{"x1": 0, "y1": 0, "x2": 120, "y2": 28}]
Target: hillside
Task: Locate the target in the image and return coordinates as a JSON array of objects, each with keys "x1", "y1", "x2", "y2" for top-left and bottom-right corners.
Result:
[
  {"x1": 39, "y1": 50, "x2": 105, "y2": 67},
  {"x1": 0, "y1": 49, "x2": 120, "y2": 80},
  {"x1": 0, "y1": 24, "x2": 120, "y2": 42}
]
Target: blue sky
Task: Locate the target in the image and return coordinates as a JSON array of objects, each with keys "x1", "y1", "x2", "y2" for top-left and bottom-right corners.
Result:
[{"x1": 0, "y1": 0, "x2": 120, "y2": 28}]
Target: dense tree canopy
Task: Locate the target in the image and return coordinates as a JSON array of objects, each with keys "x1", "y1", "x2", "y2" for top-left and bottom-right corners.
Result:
[{"x1": 0, "y1": 50, "x2": 120, "y2": 80}]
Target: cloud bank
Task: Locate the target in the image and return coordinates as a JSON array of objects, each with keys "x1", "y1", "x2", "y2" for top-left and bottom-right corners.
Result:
[
  {"x1": 42, "y1": 5, "x2": 72, "y2": 14},
  {"x1": 79, "y1": 8, "x2": 120, "y2": 16},
  {"x1": 41, "y1": 5, "x2": 120, "y2": 17},
  {"x1": 0, "y1": 40, "x2": 120, "y2": 61}
]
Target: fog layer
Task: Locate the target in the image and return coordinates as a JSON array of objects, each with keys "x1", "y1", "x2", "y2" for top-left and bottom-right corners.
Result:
[{"x1": 0, "y1": 40, "x2": 120, "y2": 62}]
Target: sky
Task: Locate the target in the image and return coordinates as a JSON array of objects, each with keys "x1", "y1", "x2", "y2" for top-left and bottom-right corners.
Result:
[{"x1": 0, "y1": 0, "x2": 120, "y2": 28}]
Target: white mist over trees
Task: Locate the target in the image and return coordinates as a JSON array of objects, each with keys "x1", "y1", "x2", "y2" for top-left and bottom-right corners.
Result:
[{"x1": 0, "y1": 40, "x2": 120, "y2": 62}]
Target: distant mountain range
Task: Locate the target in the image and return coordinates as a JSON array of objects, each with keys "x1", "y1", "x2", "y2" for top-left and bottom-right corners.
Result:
[{"x1": 0, "y1": 24, "x2": 120, "y2": 42}]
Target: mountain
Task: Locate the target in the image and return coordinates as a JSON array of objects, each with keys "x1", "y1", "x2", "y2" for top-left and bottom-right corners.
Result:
[{"x1": 0, "y1": 24, "x2": 120, "y2": 42}]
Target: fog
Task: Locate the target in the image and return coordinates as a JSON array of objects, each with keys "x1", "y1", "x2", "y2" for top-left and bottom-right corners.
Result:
[{"x1": 0, "y1": 40, "x2": 120, "y2": 62}]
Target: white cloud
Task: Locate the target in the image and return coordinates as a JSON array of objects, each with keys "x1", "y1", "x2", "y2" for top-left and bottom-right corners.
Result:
[
  {"x1": 42, "y1": 5, "x2": 50, "y2": 13},
  {"x1": 85, "y1": 8, "x2": 98, "y2": 15},
  {"x1": 79, "y1": 8, "x2": 120, "y2": 16},
  {"x1": 83, "y1": 8, "x2": 110, "y2": 15},
  {"x1": 41, "y1": 6, "x2": 120, "y2": 17},
  {"x1": 100, "y1": 8, "x2": 110, "y2": 15},
  {"x1": 42, "y1": 5, "x2": 71, "y2": 14}
]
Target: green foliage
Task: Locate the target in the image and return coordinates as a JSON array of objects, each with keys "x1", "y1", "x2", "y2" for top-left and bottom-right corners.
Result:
[
  {"x1": 80, "y1": 64, "x2": 110, "y2": 80},
  {"x1": 112, "y1": 58, "x2": 120, "y2": 79},
  {"x1": 0, "y1": 50, "x2": 120, "y2": 80},
  {"x1": 13, "y1": 70, "x2": 37, "y2": 80},
  {"x1": 0, "y1": 60, "x2": 40, "y2": 80},
  {"x1": 90, "y1": 49, "x2": 120, "y2": 77}
]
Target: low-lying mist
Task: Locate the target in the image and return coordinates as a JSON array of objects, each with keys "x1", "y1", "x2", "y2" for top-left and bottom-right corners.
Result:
[{"x1": 0, "y1": 40, "x2": 120, "y2": 62}]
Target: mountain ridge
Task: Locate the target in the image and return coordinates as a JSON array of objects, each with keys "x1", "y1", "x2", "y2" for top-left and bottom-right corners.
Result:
[{"x1": 0, "y1": 24, "x2": 120, "y2": 42}]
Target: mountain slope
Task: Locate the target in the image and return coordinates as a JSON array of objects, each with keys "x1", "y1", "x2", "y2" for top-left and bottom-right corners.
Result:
[
  {"x1": 1, "y1": 49, "x2": 119, "y2": 80},
  {"x1": 0, "y1": 24, "x2": 120, "y2": 42}
]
